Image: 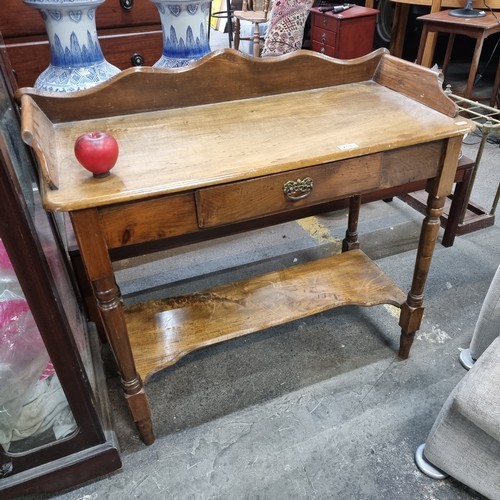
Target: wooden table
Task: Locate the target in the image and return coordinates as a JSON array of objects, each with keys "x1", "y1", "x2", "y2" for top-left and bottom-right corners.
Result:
[
  {"x1": 416, "y1": 10, "x2": 500, "y2": 105},
  {"x1": 18, "y1": 49, "x2": 472, "y2": 445},
  {"x1": 389, "y1": 0, "x2": 500, "y2": 64}
]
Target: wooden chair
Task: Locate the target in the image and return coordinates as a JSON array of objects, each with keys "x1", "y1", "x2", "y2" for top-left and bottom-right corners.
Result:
[{"x1": 233, "y1": 0, "x2": 270, "y2": 56}]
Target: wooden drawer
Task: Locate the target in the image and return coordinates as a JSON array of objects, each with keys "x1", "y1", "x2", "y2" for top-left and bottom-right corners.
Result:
[
  {"x1": 312, "y1": 12, "x2": 339, "y2": 32},
  {"x1": 100, "y1": 28, "x2": 164, "y2": 69},
  {"x1": 311, "y1": 26, "x2": 337, "y2": 47},
  {"x1": 196, "y1": 155, "x2": 383, "y2": 228},
  {"x1": 99, "y1": 193, "x2": 198, "y2": 249},
  {"x1": 196, "y1": 142, "x2": 443, "y2": 228},
  {"x1": 6, "y1": 27, "x2": 163, "y2": 88},
  {"x1": 4, "y1": 36, "x2": 51, "y2": 89},
  {"x1": 1, "y1": 0, "x2": 160, "y2": 38},
  {"x1": 310, "y1": 41, "x2": 336, "y2": 58}
]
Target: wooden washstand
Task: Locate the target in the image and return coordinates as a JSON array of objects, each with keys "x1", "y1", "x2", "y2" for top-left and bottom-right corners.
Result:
[{"x1": 18, "y1": 48, "x2": 473, "y2": 445}]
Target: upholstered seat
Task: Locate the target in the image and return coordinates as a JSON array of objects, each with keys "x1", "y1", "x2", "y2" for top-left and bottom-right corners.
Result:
[{"x1": 415, "y1": 265, "x2": 500, "y2": 499}]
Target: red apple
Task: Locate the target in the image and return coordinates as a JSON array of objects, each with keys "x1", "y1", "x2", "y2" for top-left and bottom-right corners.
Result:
[{"x1": 74, "y1": 131, "x2": 119, "y2": 178}]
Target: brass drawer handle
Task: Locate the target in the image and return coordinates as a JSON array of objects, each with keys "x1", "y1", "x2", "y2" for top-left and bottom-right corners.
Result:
[
  {"x1": 322, "y1": 17, "x2": 328, "y2": 27},
  {"x1": 321, "y1": 32, "x2": 327, "y2": 44},
  {"x1": 283, "y1": 177, "x2": 313, "y2": 201}
]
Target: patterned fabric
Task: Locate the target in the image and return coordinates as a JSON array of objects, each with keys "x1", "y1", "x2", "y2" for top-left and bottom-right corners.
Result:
[{"x1": 261, "y1": 0, "x2": 313, "y2": 57}]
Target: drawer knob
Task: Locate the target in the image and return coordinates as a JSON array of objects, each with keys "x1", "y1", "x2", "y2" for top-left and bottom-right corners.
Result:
[
  {"x1": 120, "y1": 0, "x2": 134, "y2": 10},
  {"x1": 131, "y1": 53, "x2": 145, "y2": 66},
  {"x1": 283, "y1": 177, "x2": 314, "y2": 201},
  {"x1": 321, "y1": 32, "x2": 327, "y2": 44},
  {"x1": 322, "y1": 17, "x2": 328, "y2": 27}
]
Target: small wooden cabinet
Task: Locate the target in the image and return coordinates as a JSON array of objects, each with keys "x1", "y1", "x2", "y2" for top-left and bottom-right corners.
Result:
[
  {"x1": 0, "y1": 0, "x2": 163, "y2": 88},
  {"x1": 310, "y1": 5, "x2": 379, "y2": 59}
]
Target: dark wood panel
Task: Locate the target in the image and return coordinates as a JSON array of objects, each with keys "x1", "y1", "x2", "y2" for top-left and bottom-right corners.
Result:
[
  {"x1": 5, "y1": 28, "x2": 163, "y2": 88},
  {"x1": 1, "y1": 0, "x2": 160, "y2": 38}
]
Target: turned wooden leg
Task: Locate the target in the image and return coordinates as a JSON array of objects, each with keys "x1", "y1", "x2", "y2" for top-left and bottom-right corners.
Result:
[
  {"x1": 342, "y1": 195, "x2": 361, "y2": 252},
  {"x1": 93, "y1": 276, "x2": 154, "y2": 444},
  {"x1": 253, "y1": 22, "x2": 261, "y2": 57},
  {"x1": 399, "y1": 136, "x2": 462, "y2": 358},
  {"x1": 71, "y1": 209, "x2": 155, "y2": 445},
  {"x1": 234, "y1": 18, "x2": 240, "y2": 51},
  {"x1": 398, "y1": 193, "x2": 445, "y2": 359}
]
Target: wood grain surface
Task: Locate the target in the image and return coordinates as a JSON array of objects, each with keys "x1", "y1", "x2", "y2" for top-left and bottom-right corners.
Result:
[
  {"x1": 18, "y1": 49, "x2": 472, "y2": 212},
  {"x1": 125, "y1": 249, "x2": 407, "y2": 382}
]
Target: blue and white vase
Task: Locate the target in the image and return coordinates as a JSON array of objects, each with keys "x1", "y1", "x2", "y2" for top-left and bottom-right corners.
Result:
[
  {"x1": 24, "y1": 0, "x2": 120, "y2": 92},
  {"x1": 150, "y1": 0, "x2": 212, "y2": 68}
]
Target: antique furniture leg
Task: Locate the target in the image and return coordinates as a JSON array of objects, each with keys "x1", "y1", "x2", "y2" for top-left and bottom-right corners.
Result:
[
  {"x1": 464, "y1": 36, "x2": 486, "y2": 100},
  {"x1": 441, "y1": 159, "x2": 474, "y2": 247},
  {"x1": 252, "y1": 21, "x2": 261, "y2": 57},
  {"x1": 416, "y1": 23, "x2": 431, "y2": 66},
  {"x1": 70, "y1": 209, "x2": 154, "y2": 445},
  {"x1": 234, "y1": 18, "x2": 241, "y2": 51},
  {"x1": 389, "y1": 3, "x2": 409, "y2": 58},
  {"x1": 399, "y1": 137, "x2": 463, "y2": 359},
  {"x1": 441, "y1": 33, "x2": 455, "y2": 80},
  {"x1": 342, "y1": 195, "x2": 361, "y2": 252},
  {"x1": 398, "y1": 193, "x2": 444, "y2": 358}
]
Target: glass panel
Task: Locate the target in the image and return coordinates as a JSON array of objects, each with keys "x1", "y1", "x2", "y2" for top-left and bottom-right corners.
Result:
[
  {"x1": 0, "y1": 239, "x2": 77, "y2": 454},
  {"x1": 0, "y1": 36, "x2": 93, "y2": 455}
]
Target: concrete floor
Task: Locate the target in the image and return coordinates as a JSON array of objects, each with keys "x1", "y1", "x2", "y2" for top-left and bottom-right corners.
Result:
[{"x1": 48, "y1": 31, "x2": 500, "y2": 500}]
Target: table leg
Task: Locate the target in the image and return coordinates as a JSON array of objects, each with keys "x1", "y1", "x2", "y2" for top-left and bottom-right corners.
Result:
[
  {"x1": 253, "y1": 22, "x2": 261, "y2": 57},
  {"x1": 398, "y1": 136, "x2": 462, "y2": 359},
  {"x1": 70, "y1": 209, "x2": 155, "y2": 445},
  {"x1": 490, "y1": 53, "x2": 500, "y2": 108},
  {"x1": 441, "y1": 33, "x2": 455, "y2": 79},
  {"x1": 465, "y1": 36, "x2": 485, "y2": 100},
  {"x1": 399, "y1": 193, "x2": 445, "y2": 358},
  {"x1": 390, "y1": 3, "x2": 409, "y2": 59},
  {"x1": 490, "y1": 56, "x2": 500, "y2": 107},
  {"x1": 416, "y1": 25, "x2": 429, "y2": 65},
  {"x1": 442, "y1": 160, "x2": 474, "y2": 248},
  {"x1": 342, "y1": 195, "x2": 361, "y2": 252}
]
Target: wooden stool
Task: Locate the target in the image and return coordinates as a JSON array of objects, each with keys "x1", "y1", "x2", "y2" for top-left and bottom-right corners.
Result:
[{"x1": 416, "y1": 9, "x2": 500, "y2": 106}]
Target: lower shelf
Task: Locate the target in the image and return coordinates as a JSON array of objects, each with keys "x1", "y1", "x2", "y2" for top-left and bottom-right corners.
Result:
[{"x1": 124, "y1": 249, "x2": 407, "y2": 383}]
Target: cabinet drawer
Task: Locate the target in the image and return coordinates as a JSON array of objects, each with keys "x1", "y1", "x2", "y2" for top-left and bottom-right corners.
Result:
[
  {"x1": 6, "y1": 28, "x2": 163, "y2": 88},
  {"x1": 1, "y1": 0, "x2": 160, "y2": 38},
  {"x1": 100, "y1": 29, "x2": 164, "y2": 69},
  {"x1": 196, "y1": 141, "x2": 443, "y2": 228},
  {"x1": 311, "y1": 27, "x2": 337, "y2": 47},
  {"x1": 311, "y1": 41, "x2": 336, "y2": 57},
  {"x1": 312, "y1": 13, "x2": 339, "y2": 32},
  {"x1": 196, "y1": 156, "x2": 382, "y2": 228},
  {"x1": 100, "y1": 193, "x2": 198, "y2": 249}
]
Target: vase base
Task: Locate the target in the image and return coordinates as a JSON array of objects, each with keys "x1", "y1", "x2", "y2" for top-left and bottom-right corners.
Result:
[
  {"x1": 153, "y1": 53, "x2": 210, "y2": 69},
  {"x1": 35, "y1": 60, "x2": 120, "y2": 93}
]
